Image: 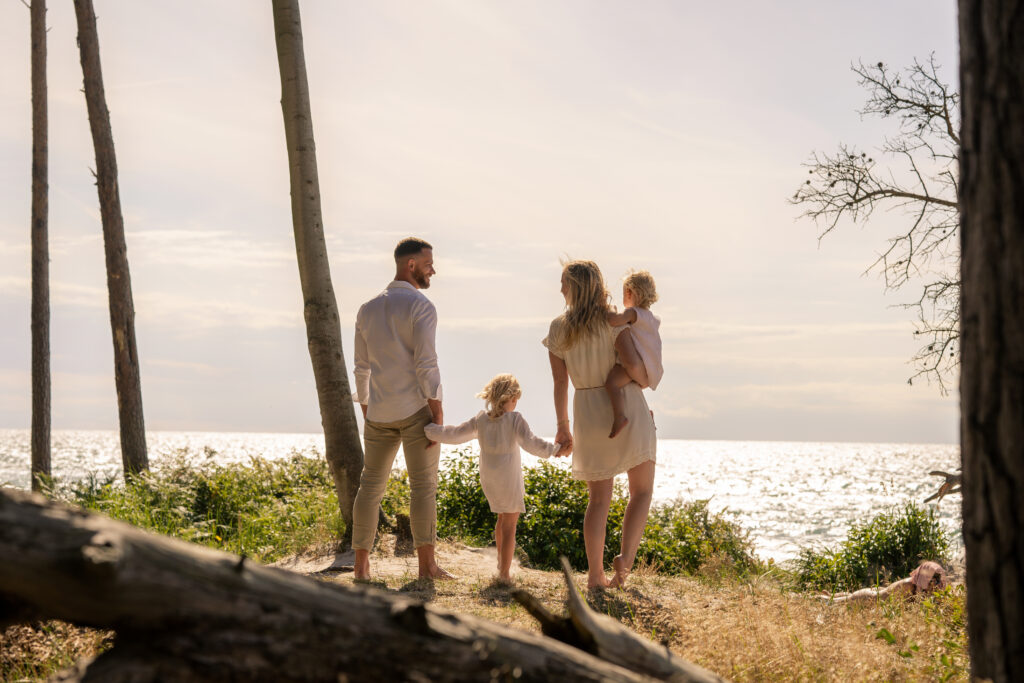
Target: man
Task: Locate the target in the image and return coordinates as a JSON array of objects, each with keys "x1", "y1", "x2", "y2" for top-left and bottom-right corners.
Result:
[{"x1": 351, "y1": 237, "x2": 452, "y2": 580}]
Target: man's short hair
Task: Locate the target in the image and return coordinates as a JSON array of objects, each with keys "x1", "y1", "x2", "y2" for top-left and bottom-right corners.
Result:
[{"x1": 394, "y1": 237, "x2": 432, "y2": 262}]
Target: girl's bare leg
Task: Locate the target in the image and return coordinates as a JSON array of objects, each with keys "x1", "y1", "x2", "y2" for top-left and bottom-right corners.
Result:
[
  {"x1": 611, "y1": 459, "x2": 655, "y2": 588},
  {"x1": 584, "y1": 479, "x2": 614, "y2": 588},
  {"x1": 495, "y1": 513, "x2": 519, "y2": 582}
]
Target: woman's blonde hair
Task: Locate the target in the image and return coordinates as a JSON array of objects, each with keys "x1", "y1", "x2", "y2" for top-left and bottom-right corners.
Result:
[
  {"x1": 623, "y1": 269, "x2": 658, "y2": 309},
  {"x1": 553, "y1": 259, "x2": 611, "y2": 351},
  {"x1": 476, "y1": 373, "x2": 522, "y2": 418}
]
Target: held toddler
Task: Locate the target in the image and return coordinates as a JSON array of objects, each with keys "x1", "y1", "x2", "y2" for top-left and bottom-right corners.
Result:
[
  {"x1": 605, "y1": 270, "x2": 664, "y2": 438},
  {"x1": 424, "y1": 374, "x2": 562, "y2": 582}
]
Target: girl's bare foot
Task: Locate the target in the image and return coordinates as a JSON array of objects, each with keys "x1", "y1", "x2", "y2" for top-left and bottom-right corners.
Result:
[
  {"x1": 609, "y1": 554, "x2": 630, "y2": 588},
  {"x1": 609, "y1": 415, "x2": 629, "y2": 438}
]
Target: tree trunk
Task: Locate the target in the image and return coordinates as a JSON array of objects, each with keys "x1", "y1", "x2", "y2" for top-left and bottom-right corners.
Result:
[
  {"x1": 0, "y1": 489, "x2": 724, "y2": 682},
  {"x1": 72, "y1": 0, "x2": 148, "y2": 477},
  {"x1": 30, "y1": 0, "x2": 50, "y2": 492},
  {"x1": 272, "y1": 0, "x2": 363, "y2": 540},
  {"x1": 958, "y1": 1, "x2": 1024, "y2": 680}
]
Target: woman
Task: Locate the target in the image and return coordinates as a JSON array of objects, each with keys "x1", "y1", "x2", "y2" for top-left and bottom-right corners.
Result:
[{"x1": 543, "y1": 260, "x2": 657, "y2": 588}]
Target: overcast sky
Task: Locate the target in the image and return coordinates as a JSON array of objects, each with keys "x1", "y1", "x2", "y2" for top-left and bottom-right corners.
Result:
[{"x1": 0, "y1": 1, "x2": 960, "y2": 443}]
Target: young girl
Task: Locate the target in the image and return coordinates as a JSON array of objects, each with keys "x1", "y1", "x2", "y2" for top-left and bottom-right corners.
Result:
[
  {"x1": 424, "y1": 374, "x2": 561, "y2": 582},
  {"x1": 605, "y1": 270, "x2": 664, "y2": 438}
]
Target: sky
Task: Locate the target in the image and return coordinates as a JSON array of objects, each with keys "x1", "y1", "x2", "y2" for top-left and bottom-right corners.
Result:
[{"x1": 0, "y1": 1, "x2": 961, "y2": 443}]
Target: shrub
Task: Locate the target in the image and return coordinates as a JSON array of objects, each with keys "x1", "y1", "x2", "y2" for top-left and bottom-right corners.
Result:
[
  {"x1": 794, "y1": 502, "x2": 950, "y2": 592},
  {"x1": 59, "y1": 451, "x2": 344, "y2": 563},
  {"x1": 437, "y1": 450, "x2": 760, "y2": 575}
]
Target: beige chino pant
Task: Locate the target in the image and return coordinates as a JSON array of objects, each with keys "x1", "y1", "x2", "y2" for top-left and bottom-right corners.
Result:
[{"x1": 351, "y1": 406, "x2": 439, "y2": 551}]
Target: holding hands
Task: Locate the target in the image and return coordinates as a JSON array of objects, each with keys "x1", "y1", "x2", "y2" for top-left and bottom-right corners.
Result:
[{"x1": 555, "y1": 421, "x2": 573, "y2": 456}]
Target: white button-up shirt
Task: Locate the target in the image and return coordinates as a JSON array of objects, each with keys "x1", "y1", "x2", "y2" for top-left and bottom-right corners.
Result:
[{"x1": 353, "y1": 280, "x2": 443, "y2": 424}]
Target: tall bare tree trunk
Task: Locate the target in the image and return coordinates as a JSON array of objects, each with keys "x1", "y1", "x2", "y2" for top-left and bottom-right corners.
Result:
[
  {"x1": 30, "y1": 0, "x2": 50, "y2": 492},
  {"x1": 72, "y1": 0, "x2": 148, "y2": 477},
  {"x1": 272, "y1": 0, "x2": 363, "y2": 539},
  {"x1": 959, "y1": 1, "x2": 1024, "y2": 679}
]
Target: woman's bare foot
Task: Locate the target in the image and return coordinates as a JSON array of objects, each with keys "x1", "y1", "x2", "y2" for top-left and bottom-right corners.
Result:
[
  {"x1": 609, "y1": 554, "x2": 630, "y2": 588},
  {"x1": 496, "y1": 572, "x2": 513, "y2": 585},
  {"x1": 587, "y1": 571, "x2": 611, "y2": 589},
  {"x1": 609, "y1": 415, "x2": 629, "y2": 438}
]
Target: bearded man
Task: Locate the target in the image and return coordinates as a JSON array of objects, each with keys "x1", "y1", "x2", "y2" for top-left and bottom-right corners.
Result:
[{"x1": 350, "y1": 237, "x2": 451, "y2": 580}]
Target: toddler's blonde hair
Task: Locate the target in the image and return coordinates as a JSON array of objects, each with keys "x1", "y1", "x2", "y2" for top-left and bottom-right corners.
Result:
[
  {"x1": 476, "y1": 373, "x2": 522, "y2": 418},
  {"x1": 623, "y1": 269, "x2": 658, "y2": 309}
]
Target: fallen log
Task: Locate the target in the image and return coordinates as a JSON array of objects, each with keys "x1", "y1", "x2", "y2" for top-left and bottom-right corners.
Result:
[
  {"x1": 512, "y1": 559, "x2": 725, "y2": 683},
  {"x1": 0, "y1": 489, "x2": 723, "y2": 682}
]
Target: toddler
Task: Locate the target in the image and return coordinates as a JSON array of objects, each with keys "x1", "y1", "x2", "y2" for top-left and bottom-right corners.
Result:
[
  {"x1": 605, "y1": 270, "x2": 663, "y2": 438},
  {"x1": 424, "y1": 374, "x2": 561, "y2": 582}
]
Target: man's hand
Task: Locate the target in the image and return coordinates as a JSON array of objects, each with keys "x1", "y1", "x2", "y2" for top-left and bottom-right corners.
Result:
[
  {"x1": 361, "y1": 404, "x2": 368, "y2": 419},
  {"x1": 426, "y1": 399, "x2": 443, "y2": 447}
]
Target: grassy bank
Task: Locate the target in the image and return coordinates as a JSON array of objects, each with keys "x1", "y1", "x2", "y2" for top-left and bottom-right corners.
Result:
[{"x1": 3, "y1": 450, "x2": 967, "y2": 681}]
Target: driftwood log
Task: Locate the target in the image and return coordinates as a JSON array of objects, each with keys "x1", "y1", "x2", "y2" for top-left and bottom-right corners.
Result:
[{"x1": 0, "y1": 489, "x2": 724, "y2": 682}]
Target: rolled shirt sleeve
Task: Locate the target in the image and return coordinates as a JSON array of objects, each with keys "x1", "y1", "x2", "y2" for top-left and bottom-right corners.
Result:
[
  {"x1": 541, "y1": 317, "x2": 566, "y2": 359},
  {"x1": 412, "y1": 300, "x2": 444, "y2": 402}
]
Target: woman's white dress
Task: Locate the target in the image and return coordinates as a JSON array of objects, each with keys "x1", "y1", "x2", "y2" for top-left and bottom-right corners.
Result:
[
  {"x1": 544, "y1": 318, "x2": 657, "y2": 481},
  {"x1": 424, "y1": 410, "x2": 560, "y2": 513}
]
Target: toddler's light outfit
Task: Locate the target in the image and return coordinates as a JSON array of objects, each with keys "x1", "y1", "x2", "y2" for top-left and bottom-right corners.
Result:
[
  {"x1": 628, "y1": 307, "x2": 664, "y2": 390},
  {"x1": 424, "y1": 411, "x2": 560, "y2": 513}
]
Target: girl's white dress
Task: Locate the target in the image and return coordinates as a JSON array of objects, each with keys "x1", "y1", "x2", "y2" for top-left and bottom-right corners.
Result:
[{"x1": 424, "y1": 411, "x2": 560, "y2": 513}]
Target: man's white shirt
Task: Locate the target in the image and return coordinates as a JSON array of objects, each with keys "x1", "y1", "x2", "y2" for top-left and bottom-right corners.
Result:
[{"x1": 353, "y1": 280, "x2": 443, "y2": 424}]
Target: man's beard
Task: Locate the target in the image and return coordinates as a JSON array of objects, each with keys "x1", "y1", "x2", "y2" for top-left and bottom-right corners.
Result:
[{"x1": 412, "y1": 265, "x2": 431, "y2": 289}]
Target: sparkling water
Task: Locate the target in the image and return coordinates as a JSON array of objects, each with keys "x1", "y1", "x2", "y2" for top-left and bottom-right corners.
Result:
[{"x1": 0, "y1": 430, "x2": 960, "y2": 562}]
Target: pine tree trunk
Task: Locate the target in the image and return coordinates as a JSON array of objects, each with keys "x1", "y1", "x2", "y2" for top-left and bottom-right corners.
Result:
[
  {"x1": 958, "y1": 1, "x2": 1024, "y2": 679},
  {"x1": 72, "y1": 0, "x2": 148, "y2": 477},
  {"x1": 30, "y1": 0, "x2": 50, "y2": 492},
  {"x1": 272, "y1": 0, "x2": 363, "y2": 538}
]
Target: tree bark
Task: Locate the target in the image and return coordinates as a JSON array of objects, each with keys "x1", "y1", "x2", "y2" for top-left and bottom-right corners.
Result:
[
  {"x1": 0, "y1": 489, "x2": 726, "y2": 682},
  {"x1": 30, "y1": 0, "x2": 50, "y2": 492},
  {"x1": 72, "y1": 0, "x2": 148, "y2": 477},
  {"x1": 958, "y1": 1, "x2": 1024, "y2": 680},
  {"x1": 272, "y1": 0, "x2": 363, "y2": 539}
]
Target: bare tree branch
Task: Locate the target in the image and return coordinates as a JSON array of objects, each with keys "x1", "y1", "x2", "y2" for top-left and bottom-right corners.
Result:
[{"x1": 792, "y1": 56, "x2": 960, "y2": 390}]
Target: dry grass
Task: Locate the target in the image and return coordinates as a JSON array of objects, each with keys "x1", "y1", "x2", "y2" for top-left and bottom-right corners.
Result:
[
  {"x1": 326, "y1": 540, "x2": 969, "y2": 682},
  {"x1": 1, "y1": 540, "x2": 968, "y2": 681},
  {"x1": 0, "y1": 622, "x2": 111, "y2": 682}
]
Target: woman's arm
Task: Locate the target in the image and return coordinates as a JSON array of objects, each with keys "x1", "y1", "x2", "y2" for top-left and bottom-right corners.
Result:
[
  {"x1": 549, "y1": 351, "x2": 573, "y2": 455},
  {"x1": 423, "y1": 416, "x2": 478, "y2": 445}
]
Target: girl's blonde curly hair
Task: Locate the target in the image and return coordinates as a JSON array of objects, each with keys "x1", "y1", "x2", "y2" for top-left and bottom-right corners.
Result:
[
  {"x1": 477, "y1": 373, "x2": 522, "y2": 418},
  {"x1": 623, "y1": 269, "x2": 658, "y2": 309}
]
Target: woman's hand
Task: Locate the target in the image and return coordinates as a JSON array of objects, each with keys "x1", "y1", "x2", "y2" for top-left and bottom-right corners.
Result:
[{"x1": 556, "y1": 425, "x2": 573, "y2": 456}]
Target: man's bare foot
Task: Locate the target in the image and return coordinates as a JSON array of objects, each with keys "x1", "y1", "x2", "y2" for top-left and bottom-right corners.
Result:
[
  {"x1": 609, "y1": 554, "x2": 630, "y2": 588},
  {"x1": 587, "y1": 571, "x2": 611, "y2": 589},
  {"x1": 609, "y1": 415, "x2": 629, "y2": 438},
  {"x1": 420, "y1": 564, "x2": 456, "y2": 581},
  {"x1": 353, "y1": 549, "x2": 371, "y2": 581}
]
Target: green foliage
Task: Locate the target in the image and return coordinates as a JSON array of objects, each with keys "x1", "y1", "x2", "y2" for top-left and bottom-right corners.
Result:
[
  {"x1": 794, "y1": 503, "x2": 950, "y2": 591},
  {"x1": 59, "y1": 451, "x2": 345, "y2": 563},
  {"x1": 437, "y1": 451, "x2": 760, "y2": 575},
  {"x1": 921, "y1": 585, "x2": 969, "y2": 681}
]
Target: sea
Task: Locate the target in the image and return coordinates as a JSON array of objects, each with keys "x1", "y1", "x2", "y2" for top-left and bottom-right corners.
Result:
[{"x1": 0, "y1": 430, "x2": 962, "y2": 563}]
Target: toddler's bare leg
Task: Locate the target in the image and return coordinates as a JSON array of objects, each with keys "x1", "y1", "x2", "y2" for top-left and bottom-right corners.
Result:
[
  {"x1": 615, "y1": 328, "x2": 649, "y2": 388},
  {"x1": 605, "y1": 364, "x2": 631, "y2": 438}
]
